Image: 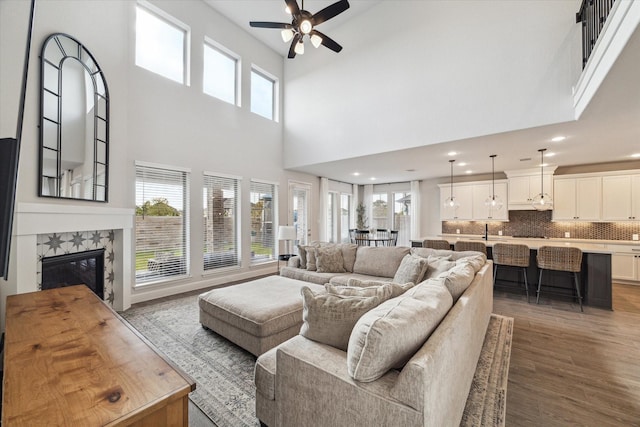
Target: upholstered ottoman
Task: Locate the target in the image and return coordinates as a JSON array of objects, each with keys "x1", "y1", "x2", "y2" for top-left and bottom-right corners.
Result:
[{"x1": 198, "y1": 275, "x2": 324, "y2": 356}]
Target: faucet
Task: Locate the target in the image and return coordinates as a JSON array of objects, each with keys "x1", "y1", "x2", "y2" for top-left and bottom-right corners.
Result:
[{"x1": 484, "y1": 224, "x2": 488, "y2": 241}]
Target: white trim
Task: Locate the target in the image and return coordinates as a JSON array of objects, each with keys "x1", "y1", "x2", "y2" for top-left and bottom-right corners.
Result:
[
  {"x1": 135, "y1": 160, "x2": 191, "y2": 173},
  {"x1": 251, "y1": 177, "x2": 279, "y2": 186},
  {"x1": 203, "y1": 170, "x2": 243, "y2": 181}
]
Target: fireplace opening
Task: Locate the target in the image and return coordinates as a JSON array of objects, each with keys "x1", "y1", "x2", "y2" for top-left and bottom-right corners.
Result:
[{"x1": 42, "y1": 249, "x2": 105, "y2": 299}]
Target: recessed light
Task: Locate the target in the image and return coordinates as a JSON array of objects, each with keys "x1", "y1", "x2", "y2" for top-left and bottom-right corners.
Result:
[
  {"x1": 405, "y1": 169, "x2": 415, "y2": 172},
  {"x1": 458, "y1": 162, "x2": 467, "y2": 167},
  {"x1": 370, "y1": 177, "x2": 376, "y2": 181},
  {"x1": 551, "y1": 136, "x2": 566, "y2": 142},
  {"x1": 465, "y1": 170, "x2": 472, "y2": 174},
  {"x1": 447, "y1": 151, "x2": 457, "y2": 156},
  {"x1": 352, "y1": 172, "x2": 360, "y2": 176},
  {"x1": 631, "y1": 153, "x2": 640, "y2": 158}
]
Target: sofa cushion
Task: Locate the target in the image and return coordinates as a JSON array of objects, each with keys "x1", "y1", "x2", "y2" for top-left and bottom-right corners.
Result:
[
  {"x1": 316, "y1": 246, "x2": 347, "y2": 273},
  {"x1": 344, "y1": 278, "x2": 415, "y2": 298},
  {"x1": 423, "y1": 255, "x2": 456, "y2": 280},
  {"x1": 346, "y1": 282, "x2": 453, "y2": 382},
  {"x1": 393, "y1": 254, "x2": 429, "y2": 284},
  {"x1": 280, "y1": 267, "x2": 347, "y2": 286},
  {"x1": 328, "y1": 274, "x2": 393, "y2": 286},
  {"x1": 352, "y1": 246, "x2": 411, "y2": 278},
  {"x1": 438, "y1": 261, "x2": 476, "y2": 301},
  {"x1": 300, "y1": 286, "x2": 382, "y2": 351},
  {"x1": 324, "y1": 282, "x2": 394, "y2": 300}
]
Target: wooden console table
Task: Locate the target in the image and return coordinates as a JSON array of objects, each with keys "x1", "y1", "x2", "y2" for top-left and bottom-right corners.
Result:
[{"x1": 3, "y1": 285, "x2": 195, "y2": 426}]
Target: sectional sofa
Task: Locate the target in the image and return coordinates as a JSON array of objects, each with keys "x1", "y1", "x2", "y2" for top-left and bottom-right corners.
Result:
[{"x1": 253, "y1": 243, "x2": 493, "y2": 427}]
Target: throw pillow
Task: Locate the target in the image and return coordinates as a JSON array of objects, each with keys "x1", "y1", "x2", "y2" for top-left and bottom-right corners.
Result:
[
  {"x1": 424, "y1": 255, "x2": 456, "y2": 279},
  {"x1": 346, "y1": 278, "x2": 415, "y2": 298},
  {"x1": 325, "y1": 283, "x2": 394, "y2": 301},
  {"x1": 347, "y1": 282, "x2": 453, "y2": 382},
  {"x1": 393, "y1": 254, "x2": 429, "y2": 284},
  {"x1": 439, "y1": 261, "x2": 476, "y2": 301},
  {"x1": 305, "y1": 246, "x2": 318, "y2": 271},
  {"x1": 300, "y1": 286, "x2": 382, "y2": 351},
  {"x1": 297, "y1": 245, "x2": 309, "y2": 269},
  {"x1": 315, "y1": 246, "x2": 347, "y2": 273}
]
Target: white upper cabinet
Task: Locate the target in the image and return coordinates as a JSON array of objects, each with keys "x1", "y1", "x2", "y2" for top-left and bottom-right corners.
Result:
[
  {"x1": 553, "y1": 177, "x2": 601, "y2": 221},
  {"x1": 505, "y1": 168, "x2": 555, "y2": 210},
  {"x1": 440, "y1": 184, "x2": 473, "y2": 220},
  {"x1": 602, "y1": 174, "x2": 640, "y2": 220},
  {"x1": 472, "y1": 182, "x2": 508, "y2": 221}
]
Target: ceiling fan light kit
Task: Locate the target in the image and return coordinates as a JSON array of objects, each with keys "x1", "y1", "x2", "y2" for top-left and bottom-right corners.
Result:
[{"x1": 250, "y1": 0, "x2": 350, "y2": 58}]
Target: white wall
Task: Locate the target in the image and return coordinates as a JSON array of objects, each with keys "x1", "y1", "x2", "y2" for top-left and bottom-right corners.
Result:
[
  {"x1": 283, "y1": 0, "x2": 582, "y2": 169},
  {"x1": 0, "y1": 0, "x2": 319, "y2": 304}
]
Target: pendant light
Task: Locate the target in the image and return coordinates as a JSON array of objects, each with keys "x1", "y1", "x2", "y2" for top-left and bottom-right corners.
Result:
[
  {"x1": 444, "y1": 160, "x2": 460, "y2": 209},
  {"x1": 532, "y1": 148, "x2": 553, "y2": 210},
  {"x1": 484, "y1": 154, "x2": 503, "y2": 210}
]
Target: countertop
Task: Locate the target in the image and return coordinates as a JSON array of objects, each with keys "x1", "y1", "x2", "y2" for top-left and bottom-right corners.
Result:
[{"x1": 412, "y1": 234, "x2": 627, "y2": 254}]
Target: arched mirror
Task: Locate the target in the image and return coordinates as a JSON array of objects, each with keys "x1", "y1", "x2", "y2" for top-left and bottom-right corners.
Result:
[{"x1": 39, "y1": 33, "x2": 109, "y2": 202}]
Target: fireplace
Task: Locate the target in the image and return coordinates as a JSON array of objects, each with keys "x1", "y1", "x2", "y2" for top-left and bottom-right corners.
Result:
[{"x1": 41, "y1": 249, "x2": 105, "y2": 299}]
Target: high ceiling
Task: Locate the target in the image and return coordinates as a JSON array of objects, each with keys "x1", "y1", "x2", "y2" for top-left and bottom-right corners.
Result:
[{"x1": 205, "y1": 1, "x2": 640, "y2": 183}]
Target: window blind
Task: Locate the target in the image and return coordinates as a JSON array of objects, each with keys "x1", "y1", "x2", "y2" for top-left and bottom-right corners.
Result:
[
  {"x1": 135, "y1": 163, "x2": 190, "y2": 284},
  {"x1": 250, "y1": 180, "x2": 276, "y2": 264},
  {"x1": 203, "y1": 174, "x2": 240, "y2": 271}
]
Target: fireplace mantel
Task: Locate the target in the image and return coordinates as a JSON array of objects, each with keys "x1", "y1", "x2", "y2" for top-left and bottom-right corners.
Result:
[{"x1": 2, "y1": 203, "x2": 134, "y2": 322}]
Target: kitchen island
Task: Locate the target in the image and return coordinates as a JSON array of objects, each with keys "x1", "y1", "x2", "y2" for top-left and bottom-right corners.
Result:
[{"x1": 412, "y1": 235, "x2": 612, "y2": 309}]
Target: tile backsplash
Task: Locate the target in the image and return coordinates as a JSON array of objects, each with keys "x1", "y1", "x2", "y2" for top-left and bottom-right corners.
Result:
[{"x1": 442, "y1": 211, "x2": 640, "y2": 241}]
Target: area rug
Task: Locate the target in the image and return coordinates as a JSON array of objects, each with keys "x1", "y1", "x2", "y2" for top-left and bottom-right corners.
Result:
[{"x1": 121, "y1": 289, "x2": 513, "y2": 427}]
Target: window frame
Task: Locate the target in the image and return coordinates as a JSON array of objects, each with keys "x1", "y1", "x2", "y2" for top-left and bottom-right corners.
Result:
[
  {"x1": 203, "y1": 37, "x2": 241, "y2": 106},
  {"x1": 135, "y1": 0, "x2": 191, "y2": 86},
  {"x1": 250, "y1": 179, "x2": 278, "y2": 265},
  {"x1": 250, "y1": 65, "x2": 279, "y2": 122},
  {"x1": 203, "y1": 172, "x2": 242, "y2": 273},
  {"x1": 134, "y1": 161, "x2": 191, "y2": 287}
]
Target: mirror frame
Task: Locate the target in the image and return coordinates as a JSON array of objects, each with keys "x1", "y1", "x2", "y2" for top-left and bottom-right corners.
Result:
[{"x1": 39, "y1": 33, "x2": 109, "y2": 202}]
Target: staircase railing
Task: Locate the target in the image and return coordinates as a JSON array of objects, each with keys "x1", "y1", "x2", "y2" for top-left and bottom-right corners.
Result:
[{"x1": 576, "y1": 0, "x2": 617, "y2": 68}]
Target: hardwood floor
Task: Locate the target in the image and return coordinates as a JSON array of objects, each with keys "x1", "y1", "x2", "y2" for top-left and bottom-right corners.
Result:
[{"x1": 493, "y1": 283, "x2": 640, "y2": 426}]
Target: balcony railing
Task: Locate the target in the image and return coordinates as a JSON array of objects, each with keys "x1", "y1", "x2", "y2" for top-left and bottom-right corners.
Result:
[{"x1": 576, "y1": 0, "x2": 617, "y2": 68}]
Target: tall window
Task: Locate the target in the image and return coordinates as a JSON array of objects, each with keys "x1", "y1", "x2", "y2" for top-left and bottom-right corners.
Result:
[
  {"x1": 135, "y1": 162, "x2": 190, "y2": 284},
  {"x1": 203, "y1": 40, "x2": 239, "y2": 105},
  {"x1": 393, "y1": 192, "x2": 411, "y2": 247},
  {"x1": 203, "y1": 173, "x2": 240, "y2": 271},
  {"x1": 251, "y1": 67, "x2": 277, "y2": 121},
  {"x1": 135, "y1": 2, "x2": 189, "y2": 84},
  {"x1": 371, "y1": 193, "x2": 389, "y2": 230},
  {"x1": 340, "y1": 194, "x2": 351, "y2": 243},
  {"x1": 290, "y1": 181, "x2": 310, "y2": 251},
  {"x1": 250, "y1": 180, "x2": 277, "y2": 264}
]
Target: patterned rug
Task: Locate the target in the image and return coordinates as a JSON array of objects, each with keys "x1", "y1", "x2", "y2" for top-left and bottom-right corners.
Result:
[{"x1": 121, "y1": 290, "x2": 513, "y2": 427}]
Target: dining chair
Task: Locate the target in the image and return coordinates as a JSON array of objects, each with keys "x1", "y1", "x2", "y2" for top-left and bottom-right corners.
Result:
[
  {"x1": 354, "y1": 230, "x2": 370, "y2": 246},
  {"x1": 348, "y1": 229, "x2": 357, "y2": 244},
  {"x1": 388, "y1": 230, "x2": 399, "y2": 246}
]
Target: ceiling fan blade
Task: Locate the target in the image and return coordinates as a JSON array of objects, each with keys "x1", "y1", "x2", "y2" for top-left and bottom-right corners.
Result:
[
  {"x1": 284, "y1": 0, "x2": 300, "y2": 17},
  {"x1": 250, "y1": 21, "x2": 292, "y2": 29},
  {"x1": 311, "y1": 30, "x2": 343, "y2": 53},
  {"x1": 312, "y1": 0, "x2": 350, "y2": 26},
  {"x1": 288, "y1": 33, "x2": 302, "y2": 59}
]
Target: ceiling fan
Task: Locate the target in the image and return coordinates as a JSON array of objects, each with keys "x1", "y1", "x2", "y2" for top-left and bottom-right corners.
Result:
[{"x1": 250, "y1": 0, "x2": 350, "y2": 59}]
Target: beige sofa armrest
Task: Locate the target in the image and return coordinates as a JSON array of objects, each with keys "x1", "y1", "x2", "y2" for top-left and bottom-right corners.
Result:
[{"x1": 274, "y1": 335, "x2": 420, "y2": 427}]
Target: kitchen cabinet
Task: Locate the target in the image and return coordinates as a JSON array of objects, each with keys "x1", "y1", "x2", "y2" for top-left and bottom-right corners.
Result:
[
  {"x1": 472, "y1": 182, "x2": 508, "y2": 221},
  {"x1": 602, "y1": 174, "x2": 640, "y2": 220},
  {"x1": 608, "y1": 244, "x2": 640, "y2": 281},
  {"x1": 505, "y1": 168, "x2": 555, "y2": 210},
  {"x1": 440, "y1": 184, "x2": 473, "y2": 220},
  {"x1": 553, "y1": 177, "x2": 601, "y2": 221}
]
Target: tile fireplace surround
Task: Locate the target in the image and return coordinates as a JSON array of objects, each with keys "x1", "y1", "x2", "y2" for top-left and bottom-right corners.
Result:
[{"x1": 3, "y1": 203, "x2": 134, "y2": 321}]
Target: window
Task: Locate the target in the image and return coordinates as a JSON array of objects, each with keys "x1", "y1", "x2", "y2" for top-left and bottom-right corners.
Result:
[
  {"x1": 203, "y1": 40, "x2": 239, "y2": 105},
  {"x1": 250, "y1": 180, "x2": 277, "y2": 264},
  {"x1": 393, "y1": 192, "x2": 411, "y2": 247},
  {"x1": 289, "y1": 181, "x2": 310, "y2": 251},
  {"x1": 370, "y1": 188, "x2": 412, "y2": 246},
  {"x1": 371, "y1": 193, "x2": 389, "y2": 230},
  {"x1": 203, "y1": 173, "x2": 240, "y2": 271},
  {"x1": 135, "y1": 2, "x2": 189, "y2": 84},
  {"x1": 135, "y1": 162, "x2": 190, "y2": 284},
  {"x1": 251, "y1": 67, "x2": 277, "y2": 120}
]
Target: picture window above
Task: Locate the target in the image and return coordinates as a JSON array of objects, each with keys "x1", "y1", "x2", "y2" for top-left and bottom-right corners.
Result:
[
  {"x1": 251, "y1": 67, "x2": 277, "y2": 121},
  {"x1": 203, "y1": 41, "x2": 239, "y2": 106},
  {"x1": 135, "y1": 2, "x2": 189, "y2": 85}
]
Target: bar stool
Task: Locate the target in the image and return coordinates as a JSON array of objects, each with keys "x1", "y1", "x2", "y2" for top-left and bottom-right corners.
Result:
[
  {"x1": 454, "y1": 240, "x2": 487, "y2": 255},
  {"x1": 536, "y1": 246, "x2": 583, "y2": 312},
  {"x1": 492, "y1": 243, "x2": 530, "y2": 302},
  {"x1": 422, "y1": 239, "x2": 451, "y2": 250}
]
